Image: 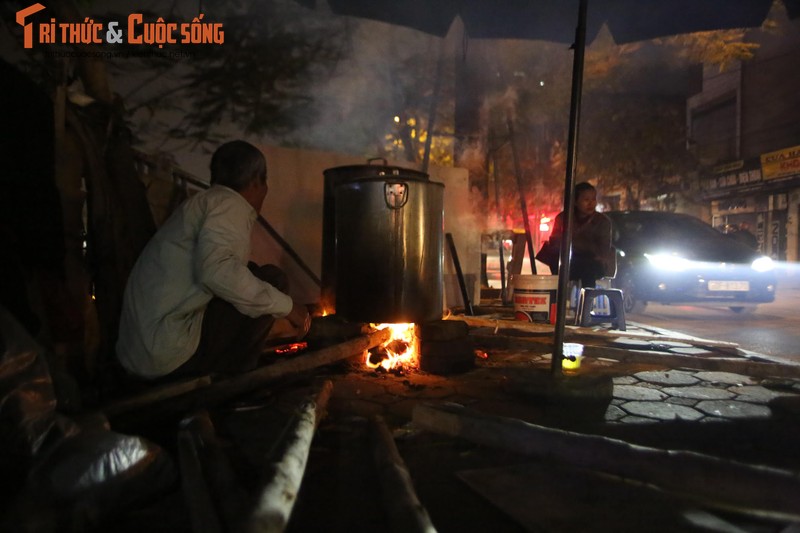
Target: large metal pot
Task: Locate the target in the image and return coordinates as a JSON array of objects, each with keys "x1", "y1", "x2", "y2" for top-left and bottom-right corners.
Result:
[
  {"x1": 331, "y1": 172, "x2": 444, "y2": 324},
  {"x1": 321, "y1": 160, "x2": 429, "y2": 310}
]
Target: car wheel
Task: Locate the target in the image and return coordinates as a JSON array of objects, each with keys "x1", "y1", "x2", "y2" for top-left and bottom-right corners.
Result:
[
  {"x1": 616, "y1": 274, "x2": 646, "y2": 314},
  {"x1": 623, "y1": 289, "x2": 647, "y2": 314},
  {"x1": 729, "y1": 306, "x2": 755, "y2": 314}
]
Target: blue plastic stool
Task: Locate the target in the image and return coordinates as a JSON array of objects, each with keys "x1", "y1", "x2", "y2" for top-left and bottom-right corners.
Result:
[{"x1": 575, "y1": 287, "x2": 626, "y2": 330}]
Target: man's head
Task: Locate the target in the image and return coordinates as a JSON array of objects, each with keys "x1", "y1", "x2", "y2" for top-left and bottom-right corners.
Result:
[
  {"x1": 210, "y1": 140, "x2": 268, "y2": 210},
  {"x1": 574, "y1": 182, "x2": 598, "y2": 218}
]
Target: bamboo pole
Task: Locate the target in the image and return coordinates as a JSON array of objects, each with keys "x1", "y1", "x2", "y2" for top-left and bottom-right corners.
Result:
[
  {"x1": 370, "y1": 416, "x2": 437, "y2": 533},
  {"x1": 248, "y1": 380, "x2": 333, "y2": 533},
  {"x1": 412, "y1": 402, "x2": 800, "y2": 520}
]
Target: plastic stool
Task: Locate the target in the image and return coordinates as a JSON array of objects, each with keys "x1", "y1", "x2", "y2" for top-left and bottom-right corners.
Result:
[{"x1": 575, "y1": 287, "x2": 626, "y2": 330}]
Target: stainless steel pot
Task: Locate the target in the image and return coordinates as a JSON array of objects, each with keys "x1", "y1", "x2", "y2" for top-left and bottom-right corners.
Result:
[
  {"x1": 333, "y1": 174, "x2": 444, "y2": 323},
  {"x1": 321, "y1": 160, "x2": 429, "y2": 310}
]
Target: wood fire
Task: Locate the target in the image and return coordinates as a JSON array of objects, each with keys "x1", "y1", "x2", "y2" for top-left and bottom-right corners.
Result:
[{"x1": 364, "y1": 323, "x2": 418, "y2": 371}]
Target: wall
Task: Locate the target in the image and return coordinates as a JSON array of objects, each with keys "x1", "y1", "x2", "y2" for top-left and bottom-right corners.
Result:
[{"x1": 740, "y1": 10, "x2": 800, "y2": 158}]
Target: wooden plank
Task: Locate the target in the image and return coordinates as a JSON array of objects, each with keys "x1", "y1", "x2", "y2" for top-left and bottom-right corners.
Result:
[
  {"x1": 248, "y1": 380, "x2": 333, "y2": 533},
  {"x1": 370, "y1": 415, "x2": 437, "y2": 533},
  {"x1": 412, "y1": 402, "x2": 800, "y2": 521}
]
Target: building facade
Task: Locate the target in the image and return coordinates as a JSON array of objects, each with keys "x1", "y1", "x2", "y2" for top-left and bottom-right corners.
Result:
[{"x1": 687, "y1": 6, "x2": 800, "y2": 261}]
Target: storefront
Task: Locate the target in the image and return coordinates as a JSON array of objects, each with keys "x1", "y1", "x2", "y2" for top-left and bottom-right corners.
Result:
[{"x1": 701, "y1": 145, "x2": 800, "y2": 262}]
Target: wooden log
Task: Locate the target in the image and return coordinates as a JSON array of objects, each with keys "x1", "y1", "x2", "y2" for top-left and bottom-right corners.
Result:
[
  {"x1": 412, "y1": 402, "x2": 800, "y2": 521},
  {"x1": 448, "y1": 315, "x2": 741, "y2": 351},
  {"x1": 106, "y1": 328, "x2": 389, "y2": 422},
  {"x1": 102, "y1": 375, "x2": 213, "y2": 417},
  {"x1": 370, "y1": 415, "x2": 437, "y2": 533},
  {"x1": 177, "y1": 429, "x2": 223, "y2": 533},
  {"x1": 448, "y1": 315, "x2": 552, "y2": 336},
  {"x1": 180, "y1": 411, "x2": 252, "y2": 532},
  {"x1": 248, "y1": 380, "x2": 333, "y2": 533},
  {"x1": 215, "y1": 328, "x2": 390, "y2": 405}
]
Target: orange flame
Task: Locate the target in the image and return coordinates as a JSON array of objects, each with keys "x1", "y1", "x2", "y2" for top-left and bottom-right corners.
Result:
[{"x1": 365, "y1": 323, "x2": 417, "y2": 371}]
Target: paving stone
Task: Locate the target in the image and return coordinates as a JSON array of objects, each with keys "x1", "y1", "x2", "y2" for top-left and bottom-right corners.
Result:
[
  {"x1": 604, "y1": 405, "x2": 627, "y2": 421},
  {"x1": 727, "y1": 385, "x2": 791, "y2": 403},
  {"x1": 610, "y1": 337, "x2": 653, "y2": 349},
  {"x1": 634, "y1": 370, "x2": 699, "y2": 386},
  {"x1": 699, "y1": 416, "x2": 729, "y2": 424},
  {"x1": 694, "y1": 371, "x2": 756, "y2": 386},
  {"x1": 621, "y1": 401, "x2": 704, "y2": 421},
  {"x1": 614, "y1": 385, "x2": 668, "y2": 401},
  {"x1": 661, "y1": 386, "x2": 735, "y2": 400},
  {"x1": 612, "y1": 376, "x2": 638, "y2": 385},
  {"x1": 760, "y1": 378, "x2": 800, "y2": 393},
  {"x1": 611, "y1": 398, "x2": 625, "y2": 406},
  {"x1": 695, "y1": 400, "x2": 771, "y2": 419},
  {"x1": 652, "y1": 341, "x2": 694, "y2": 349},
  {"x1": 619, "y1": 415, "x2": 658, "y2": 424},
  {"x1": 664, "y1": 397, "x2": 698, "y2": 407}
]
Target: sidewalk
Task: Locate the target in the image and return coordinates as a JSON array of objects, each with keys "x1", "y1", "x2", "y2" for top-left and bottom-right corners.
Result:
[{"x1": 284, "y1": 313, "x2": 800, "y2": 531}]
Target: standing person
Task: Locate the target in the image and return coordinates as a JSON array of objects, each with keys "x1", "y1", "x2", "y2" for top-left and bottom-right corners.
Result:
[
  {"x1": 116, "y1": 140, "x2": 310, "y2": 380},
  {"x1": 536, "y1": 182, "x2": 614, "y2": 288}
]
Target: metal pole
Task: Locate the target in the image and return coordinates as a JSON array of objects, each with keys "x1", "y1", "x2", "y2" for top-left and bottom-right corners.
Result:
[
  {"x1": 446, "y1": 233, "x2": 475, "y2": 316},
  {"x1": 507, "y1": 112, "x2": 537, "y2": 275},
  {"x1": 551, "y1": 0, "x2": 588, "y2": 374}
]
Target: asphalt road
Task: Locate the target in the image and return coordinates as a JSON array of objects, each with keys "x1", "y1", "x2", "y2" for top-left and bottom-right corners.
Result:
[{"x1": 627, "y1": 265, "x2": 800, "y2": 364}]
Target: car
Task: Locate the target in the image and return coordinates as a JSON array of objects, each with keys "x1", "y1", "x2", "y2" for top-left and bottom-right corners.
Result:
[{"x1": 606, "y1": 211, "x2": 777, "y2": 314}]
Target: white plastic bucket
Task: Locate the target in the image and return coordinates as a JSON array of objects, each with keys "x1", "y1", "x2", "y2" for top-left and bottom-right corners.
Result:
[{"x1": 512, "y1": 275, "x2": 558, "y2": 324}]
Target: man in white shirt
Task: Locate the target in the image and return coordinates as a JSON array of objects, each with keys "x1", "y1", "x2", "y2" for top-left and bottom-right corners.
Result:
[{"x1": 116, "y1": 140, "x2": 310, "y2": 379}]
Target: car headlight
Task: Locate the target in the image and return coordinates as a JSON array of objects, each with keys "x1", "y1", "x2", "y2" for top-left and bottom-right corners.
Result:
[
  {"x1": 644, "y1": 253, "x2": 691, "y2": 271},
  {"x1": 751, "y1": 256, "x2": 774, "y2": 272}
]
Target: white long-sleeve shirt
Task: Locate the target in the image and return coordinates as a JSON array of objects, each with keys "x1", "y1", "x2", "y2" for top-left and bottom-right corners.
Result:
[{"x1": 116, "y1": 185, "x2": 293, "y2": 378}]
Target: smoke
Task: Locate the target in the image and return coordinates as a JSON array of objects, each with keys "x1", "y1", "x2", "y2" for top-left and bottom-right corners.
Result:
[{"x1": 288, "y1": 17, "x2": 441, "y2": 158}]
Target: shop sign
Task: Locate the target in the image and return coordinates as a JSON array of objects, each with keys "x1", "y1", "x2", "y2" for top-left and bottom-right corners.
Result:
[
  {"x1": 761, "y1": 145, "x2": 800, "y2": 181},
  {"x1": 703, "y1": 158, "x2": 762, "y2": 190}
]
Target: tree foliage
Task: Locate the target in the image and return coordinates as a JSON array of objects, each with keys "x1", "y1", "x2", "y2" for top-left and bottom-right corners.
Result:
[{"x1": 111, "y1": 0, "x2": 347, "y2": 150}]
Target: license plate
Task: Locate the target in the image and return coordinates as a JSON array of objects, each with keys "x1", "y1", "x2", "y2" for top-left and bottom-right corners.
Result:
[{"x1": 708, "y1": 280, "x2": 749, "y2": 291}]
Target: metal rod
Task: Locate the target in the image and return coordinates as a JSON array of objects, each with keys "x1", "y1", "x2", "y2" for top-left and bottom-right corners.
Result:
[
  {"x1": 506, "y1": 111, "x2": 537, "y2": 275},
  {"x1": 446, "y1": 233, "x2": 474, "y2": 316},
  {"x1": 552, "y1": 0, "x2": 588, "y2": 375},
  {"x1": 256, "y1": 215, "x2": 322, "y2": 287}
]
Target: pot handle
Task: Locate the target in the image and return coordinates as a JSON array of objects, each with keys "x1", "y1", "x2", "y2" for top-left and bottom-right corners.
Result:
[
  {"x1": 368, "y1": 157, "x2": 388, "y2": 166},
  {"x1": 384, "y1": 182, "x2": 408, "y2": 209}
]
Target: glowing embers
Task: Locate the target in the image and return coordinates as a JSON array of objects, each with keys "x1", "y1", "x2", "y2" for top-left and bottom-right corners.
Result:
[{"x1": 364, "y1": 323, "x2": 417, "y2": 372}]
